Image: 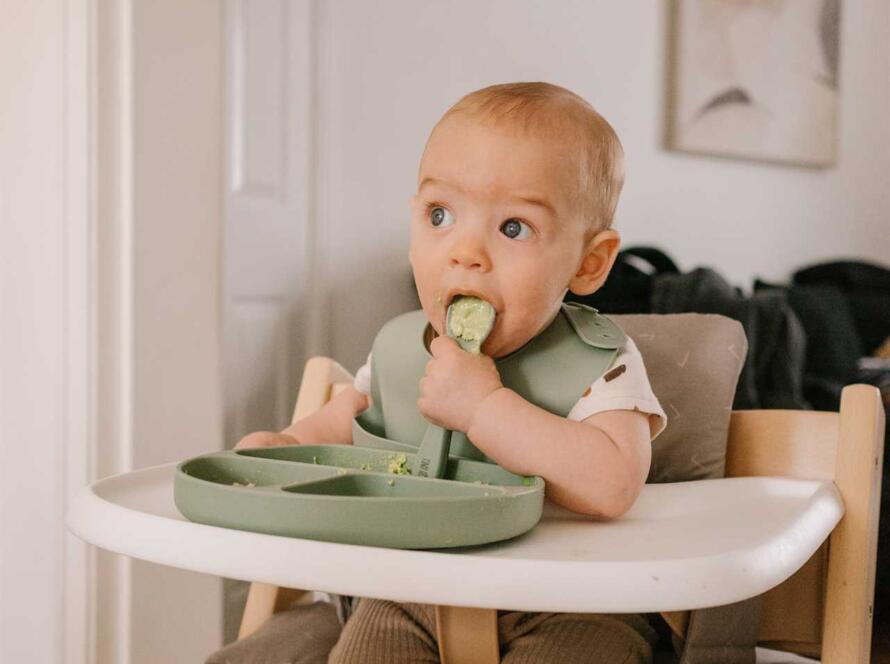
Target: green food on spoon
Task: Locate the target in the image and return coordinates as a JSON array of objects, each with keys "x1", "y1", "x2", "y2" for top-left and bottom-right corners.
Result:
[{"x1": 446, "y1": 296, "x2": 496, "y2": 354}]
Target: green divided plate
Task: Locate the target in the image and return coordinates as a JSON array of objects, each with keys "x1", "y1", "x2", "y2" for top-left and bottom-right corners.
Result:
[{"x1": 174, "y1": 444, "x2": 545, "y2": 549}]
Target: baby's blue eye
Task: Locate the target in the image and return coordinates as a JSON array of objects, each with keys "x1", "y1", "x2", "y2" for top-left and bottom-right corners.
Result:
[
  {"x1": 500, "y1": 218, "x2": 532, "y2": 240},
  {"x1": 429, "y1": 206, "x2": 455, "y2": 227}
]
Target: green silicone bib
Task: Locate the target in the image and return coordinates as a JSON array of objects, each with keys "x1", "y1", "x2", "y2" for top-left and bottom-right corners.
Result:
[{"x1": 174, "y1": 303, "x2": 624, "y2": 549}]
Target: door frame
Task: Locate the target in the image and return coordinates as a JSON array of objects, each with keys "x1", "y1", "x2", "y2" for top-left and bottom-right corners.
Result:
[
  {"x1": 60, "y1": 0, "x2": 225, "y2": 661},
  {"x1": 63, "y1": 0, "x2": 99, "y2": 661}
]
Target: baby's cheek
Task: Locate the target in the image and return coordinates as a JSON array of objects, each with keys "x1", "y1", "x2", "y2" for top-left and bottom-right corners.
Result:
[
  {"x1": 513, "y1": 286, "x2": 554, "y2": 317},
  {"x1": 518, "y1": 291, "x2": 563, "y2": 336},
  {"x1": 411, "y1": 267, "x2": 432, "y2": 303}
]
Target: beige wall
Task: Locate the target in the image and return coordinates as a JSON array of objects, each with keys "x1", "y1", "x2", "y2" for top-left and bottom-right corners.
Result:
[
  {"x1": 129, "y1": 2, "x2": 224, "y2": 663},
  {"x1": 310, "y1": 0, "x2": 890, "y2": 372}
]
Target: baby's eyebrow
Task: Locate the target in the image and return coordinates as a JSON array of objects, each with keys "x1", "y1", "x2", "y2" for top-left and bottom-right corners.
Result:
[
  {"x1": 418, "y1": 176, "x2": 460, "y2": 192},
  {"x1": 513, "y1": 194, "x2": 556, "y2": 217},
  {"x1": 419, "y1": 177, "x2": 556, "y2": 217}
]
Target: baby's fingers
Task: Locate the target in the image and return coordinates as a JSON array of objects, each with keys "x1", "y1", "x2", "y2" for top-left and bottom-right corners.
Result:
[{"x1": 234, "y1": 431, "x2": 297, "y2": 450}]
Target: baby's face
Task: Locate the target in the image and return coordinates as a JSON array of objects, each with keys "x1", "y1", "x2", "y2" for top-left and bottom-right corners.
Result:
[{"x1": 409, "y1": 116, "x2": 591, "y2": 358}]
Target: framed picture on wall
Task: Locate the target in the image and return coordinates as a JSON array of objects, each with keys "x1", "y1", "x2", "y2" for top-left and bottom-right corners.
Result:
[{"x1": 666, "y1": 0, "x2": 841, "y2": 168}]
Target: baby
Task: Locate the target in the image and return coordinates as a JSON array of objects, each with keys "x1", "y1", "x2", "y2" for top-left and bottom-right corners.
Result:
[{"x1": 234, "y1": 82, "x2": 666, "y2": 663}]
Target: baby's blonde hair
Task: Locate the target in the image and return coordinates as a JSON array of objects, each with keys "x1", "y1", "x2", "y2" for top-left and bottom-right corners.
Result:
[{"x1": 429, "y1": 82, "x2": 625, "y2": 233}]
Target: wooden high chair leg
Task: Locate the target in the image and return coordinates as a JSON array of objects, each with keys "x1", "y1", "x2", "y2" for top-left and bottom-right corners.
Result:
[
  {"x1": 238, "y1": 584, "x2": 309, "y2": 639},
  {"x1": 237, "y1": 357, "x2": 352, "y2": 641},
  {"x1": 435, "y1": 605, "x2": 499, "y2": 664},
  {"x1": 822, "y1": 385, "x2": 885, "y2": 663}
]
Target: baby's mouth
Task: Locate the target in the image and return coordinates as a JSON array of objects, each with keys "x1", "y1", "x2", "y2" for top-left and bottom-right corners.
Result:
[
  {"x1": 444, "y1": 289, "x2": 495, "y2": 310},
  {"x1": 445, "y1": 291, "x2": 494, "y2": 325}
]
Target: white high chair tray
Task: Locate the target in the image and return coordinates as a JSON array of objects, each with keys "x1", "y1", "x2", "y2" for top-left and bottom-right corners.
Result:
[{"x1": 67, "y1": 463, "x2": 843, "y2": 613}]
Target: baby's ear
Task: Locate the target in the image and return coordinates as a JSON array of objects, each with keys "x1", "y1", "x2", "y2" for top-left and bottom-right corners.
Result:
[{"x1": 568, "y1": 229, "x2": 621, "y2": 296}]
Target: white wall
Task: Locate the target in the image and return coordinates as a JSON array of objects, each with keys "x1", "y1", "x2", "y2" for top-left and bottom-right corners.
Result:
[
  {"x1": 0, "y1": 2, "x2": 69, "y2": 662},
  {"x1": 308, "y1": 0, "x2": 890, "y2": 372}
]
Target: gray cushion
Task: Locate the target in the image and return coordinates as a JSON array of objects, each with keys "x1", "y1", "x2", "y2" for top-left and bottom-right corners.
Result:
[{"x1": 612, "y1": 314, "x2": 748, "y2": 483}]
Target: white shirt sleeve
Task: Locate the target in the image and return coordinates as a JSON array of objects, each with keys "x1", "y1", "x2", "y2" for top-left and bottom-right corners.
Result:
[
  {"x1": 353, "y1": 352, "x2": 373, "y2": 396},
  {"x1": 566, "y1": 337, "x2": 667, "y2": 441}
]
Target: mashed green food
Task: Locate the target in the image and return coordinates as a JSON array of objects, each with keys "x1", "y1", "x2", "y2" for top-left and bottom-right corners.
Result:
[
  {"x1": 387, "y1": 453, "x2": 411, "y2": 475},
  {"x1": 448, "y1": 296, "x2": 494, "y2": 345}
]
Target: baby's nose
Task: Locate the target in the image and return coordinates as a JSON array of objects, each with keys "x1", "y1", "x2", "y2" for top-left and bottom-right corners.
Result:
[{"x1": 449, "y1": 235, "x2": 491, "y2": 272}]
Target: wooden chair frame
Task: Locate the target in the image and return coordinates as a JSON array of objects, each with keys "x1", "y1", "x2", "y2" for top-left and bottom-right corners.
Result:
[{"x1": 237, "y1": 356, "x2": 885, "y2": 663}]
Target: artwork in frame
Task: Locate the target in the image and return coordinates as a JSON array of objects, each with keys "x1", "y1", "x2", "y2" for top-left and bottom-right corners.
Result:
[{"x1": 667, "y1": 0, "x2": 841, "y2": 168}]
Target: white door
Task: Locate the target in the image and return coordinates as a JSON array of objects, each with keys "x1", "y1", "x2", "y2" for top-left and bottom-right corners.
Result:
[
  {"x1": 224, "y1": 0, "x2": 315, "y2": 451},
  {"x1": 222, "y1": 0, "x2": 318, "y2": 639}
]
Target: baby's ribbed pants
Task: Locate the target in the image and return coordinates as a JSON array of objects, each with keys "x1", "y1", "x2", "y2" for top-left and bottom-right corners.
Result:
[
  {"x1": 206, "y1": 597, "x2": 658, "y2": 663},
  {"x1": 328, "y1": 598, "x2": 657, "y2": 664}
]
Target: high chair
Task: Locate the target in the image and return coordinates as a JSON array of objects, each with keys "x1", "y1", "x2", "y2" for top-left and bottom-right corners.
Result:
[
  {"x1": 67, "y1": 314, "x2": 885, "y2": 663},
  {"x1": 237, "y1": 351, "x2": 884, "y2": 661}
]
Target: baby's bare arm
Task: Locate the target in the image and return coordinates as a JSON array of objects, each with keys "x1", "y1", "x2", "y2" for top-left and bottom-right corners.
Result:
[
  {"x1": 234, "y1": 386, "x2": 370, "y2": 449},
  {"x1": 467, "y1": 389, "x2": 651, "y2": 519}
]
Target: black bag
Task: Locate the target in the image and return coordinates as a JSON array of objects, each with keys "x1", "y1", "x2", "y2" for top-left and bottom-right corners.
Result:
[
  {"x1": 794, "y1": 260, "x2": 890, "y2": 355},
  {"x1": 565, "y1": 246, "x2": 680, "y2": 313}
]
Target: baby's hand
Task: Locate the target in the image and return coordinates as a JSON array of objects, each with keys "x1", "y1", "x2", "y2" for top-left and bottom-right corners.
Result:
[
  {"x1": 418, "y1": 336, "x2": 503, "y2": 432},
  {"x1": 234, "y1": 431, "x2": 299, "y2": 450}
]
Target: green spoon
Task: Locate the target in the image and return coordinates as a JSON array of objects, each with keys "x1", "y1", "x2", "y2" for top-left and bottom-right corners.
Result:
[{"x1": 411, "y1": 296, "x2": 496, "y2": 478}]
